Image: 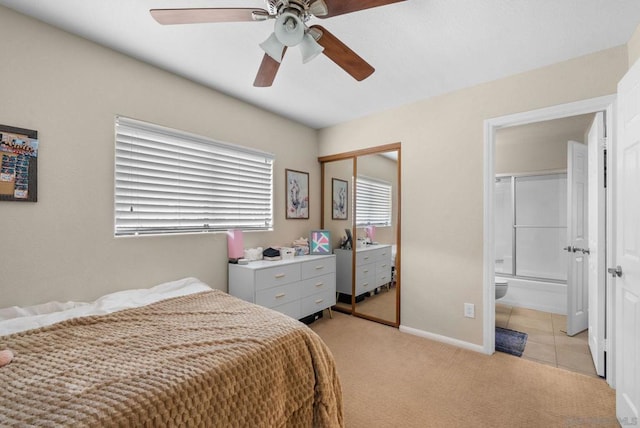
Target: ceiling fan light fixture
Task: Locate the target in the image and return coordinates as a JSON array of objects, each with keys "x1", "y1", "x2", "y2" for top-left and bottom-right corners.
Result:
[
  {"x1": 307, "y1": 26, "x2": 323, "y2": 41},
  {"x1": 274, "y1": 11, "x2": 305, "y2": 46},
  {"x1": 300, "y1": 32, "x2": 324, "y2": 63},
  {"x1": 308, "y1": 0, "x2": 329, "y2": 17},
  {"x1": 259, "y1": 33, "x2": 286, "y2": 62}
]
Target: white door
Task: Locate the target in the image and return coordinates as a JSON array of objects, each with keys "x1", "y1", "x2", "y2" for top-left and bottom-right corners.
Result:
[
  {"x1": 587, "y1": 113, "x2": 606, "y2": 377},
  {"x1": 615, "y1": 58, "x2": 640, "y2": 425},
  {"x1": 567, "y1": 141, "x2": 589, "y2": 336}
]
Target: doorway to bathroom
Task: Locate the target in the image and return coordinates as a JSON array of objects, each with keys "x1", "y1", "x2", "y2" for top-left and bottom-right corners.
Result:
[{"x1": 483, "y1": 96, "x2": 615, "y2": 386}]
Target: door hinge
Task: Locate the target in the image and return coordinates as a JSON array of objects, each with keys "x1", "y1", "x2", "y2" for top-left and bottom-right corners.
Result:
[
  {"x1": 600, "y1": 137, "x2": 608, "y2": 150},
  {"x1": 603, "y1": 148, "x2": 607, "y2": 189}
]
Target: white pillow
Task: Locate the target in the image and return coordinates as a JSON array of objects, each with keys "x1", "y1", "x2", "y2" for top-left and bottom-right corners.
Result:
[{"x1": 0, "y1": 301, "x2": 91, "y2": 322}]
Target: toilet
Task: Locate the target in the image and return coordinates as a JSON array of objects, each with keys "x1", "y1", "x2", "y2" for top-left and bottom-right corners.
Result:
[{"x1": 495, "y1": 277, "x2": 509, "y2": 300}]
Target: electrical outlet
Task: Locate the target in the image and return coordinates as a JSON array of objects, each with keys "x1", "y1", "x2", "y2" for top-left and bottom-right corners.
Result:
[{"x1": 464, "y1": 303, "x2": 475, "y2": 318}]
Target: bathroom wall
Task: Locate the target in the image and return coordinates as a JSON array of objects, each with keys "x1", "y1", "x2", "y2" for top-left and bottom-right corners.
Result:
[{"x1": 495, "y1": 114, "x2": 595, "y2": 175}]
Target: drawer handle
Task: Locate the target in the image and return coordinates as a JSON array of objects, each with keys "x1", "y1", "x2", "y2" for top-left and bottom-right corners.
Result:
[
  {"x1": 275, "y1": 293, "x2": 286, "y2": 299},
  {"x1": 382, "y1": 253, "x2": 387, "y2": 256},
  {"x1": 381, "y1": 276, "x2": 387, "y2": 280},
  {"x1": 274, "y1": 273, "x2": 286, "y2": 279},
  {"x1": 363, "y1": 256, "x2": 369, "y2": 260},
  {"x1": 363, "y1": 282, "x2": 369, "y2": 287},
  {"x1": 315, "y1": 282, "x2": 324, "y2": 287},
  {"x1": 315, "y1": 265, "x2": 325, "y2": 270},
  {"x1": 363, "y1": 269, "x2": 369, "y2": 273},
  {"x1": 315, "y1": 299, "x2": 324, "y2": 304},
  {"x1": 381, "y1": 264, "x2": 387, "y2": 268}
]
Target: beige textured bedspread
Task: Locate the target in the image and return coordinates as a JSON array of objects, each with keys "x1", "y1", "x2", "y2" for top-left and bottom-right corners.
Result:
[{"x1": 0, "y1": 290, "x2": 343, "y2": 427}]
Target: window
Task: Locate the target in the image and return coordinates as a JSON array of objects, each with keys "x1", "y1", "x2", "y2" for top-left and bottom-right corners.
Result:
[
  {"x1": 355, "y1": 175, "x2": 392, "y2": 227},
  {"x1": 114, "y1": 116, "x2": 274, "y2": 236}
]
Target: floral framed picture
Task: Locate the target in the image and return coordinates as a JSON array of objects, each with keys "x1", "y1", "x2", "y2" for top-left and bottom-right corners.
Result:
[
  {"x1": 332, "y1": 178, "x2": 348, "y2": 220},
  {"x1": 285, "y1": 169, "x2": 309, "y2": 219}
]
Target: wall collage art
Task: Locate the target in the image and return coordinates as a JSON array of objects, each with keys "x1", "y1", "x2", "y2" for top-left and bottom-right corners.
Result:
[{"x1": 0, "y1": 125, "x2": 38, "y2": 202}]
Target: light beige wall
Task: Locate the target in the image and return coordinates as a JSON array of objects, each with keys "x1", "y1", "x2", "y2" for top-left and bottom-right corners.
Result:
[
  {"x1": 495, "y1": 141, "x2": 568, "y2": 174},
  {"x1": 318, "y1": 46, "x2": 628, "y2": 345},
  {"x1": 628, "y1": 23, "x2": 640, "y2": 68},
  {"x1": 0, "y1": 6, "x2": 319, "y2": 307},
  {"x1": 495, "y1": 139, "x2": 567, "y2": 174}
]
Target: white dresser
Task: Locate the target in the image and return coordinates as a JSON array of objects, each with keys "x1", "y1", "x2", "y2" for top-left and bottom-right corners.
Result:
[
  {"x1": 335, "y1": 244, "x2": 392, "y2": 297},
  {"x1": 228, "y1": 255, "x2": 336, "y2": 320}
]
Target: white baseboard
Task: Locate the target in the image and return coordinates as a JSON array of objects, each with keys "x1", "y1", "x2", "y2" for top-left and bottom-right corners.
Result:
[{"x1": 399, "y1": 324, "x2": 488, "y2": 355}]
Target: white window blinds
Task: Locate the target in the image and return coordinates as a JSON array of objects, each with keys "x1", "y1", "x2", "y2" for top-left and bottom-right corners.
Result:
[
  {"x1": 355, "y1": 175, "x2": 392, "y2": 227},
  {"x1": 114, "y1": 116, "x2": 274, "y2": 236}
]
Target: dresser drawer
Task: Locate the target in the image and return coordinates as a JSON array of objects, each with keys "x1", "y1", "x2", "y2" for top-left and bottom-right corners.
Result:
[
  {"x1": 376, "y1": 247, "x2": 392, "y2": 262},
  {"x1": 301, "y1": 257, "x2": 335, "y2": 279},
  {"x1": 355, "y1": 272, "x2": 376, "y2": 296},
  {"x1": 256, "y1": 282, "x2": 300, "y2": 308},
  {"x1": 301, "y1": 288, "x2": 335, "y2": 315},
  {"x1": 300, "y1": 273, "x2": 335, "y2": 296},
  {"x1": 356, "y1": 251, "x2": 376, "y2": 266},
  {"x1": 255, "y1": 264, "x2": 301, "y2": 290},
  {"x1": 356, "y1": 263, "x2": 375, "y2": 279},
  {"x1": 271, "y1": 299, "x2": 301, "y2": 320},
  {"x1": 376, "y1": 271, "x2": 392, "y2": 287},
  {"x1": 376, "y1": 260, "x2": 392, "y2": 275}
]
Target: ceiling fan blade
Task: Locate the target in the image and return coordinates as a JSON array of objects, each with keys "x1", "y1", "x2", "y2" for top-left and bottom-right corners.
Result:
[
  {"x1": 319, "y1": 0, "x2": 406, "y2": 18},
  {"x1": 310, "y1": 25, "x2": 374, "y2": 81},
  {"x1": 254, "y1": 48, "x2": 287, "y2": 87},
  {"x1": 150, "y1": 8, "x2": 269, "y2": 25}
]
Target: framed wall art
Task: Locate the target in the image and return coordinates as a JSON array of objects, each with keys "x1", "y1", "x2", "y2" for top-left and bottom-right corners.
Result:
[
  {"x1": 0, "y1": 124, "x2": 38, "y2": 202},
  {"x1": 285, "y1": 169, "x2": 309, "y2": 219},
  {"x1": 332, "y1": 178, "x2": 348, "y2": 220},
  {"x1": 310, "y1": 230, "x2": 331, "y2": 255}
]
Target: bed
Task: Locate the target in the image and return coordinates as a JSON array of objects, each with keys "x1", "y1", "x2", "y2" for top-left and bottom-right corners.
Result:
[{"x1": 0, "y1": 278, "x2": 343, "y2": 427}]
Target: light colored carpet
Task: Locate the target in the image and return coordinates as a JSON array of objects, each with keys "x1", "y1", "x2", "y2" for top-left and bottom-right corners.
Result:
[{"x1": 310, "y1": 312, "x2": 617, "y2": 428}]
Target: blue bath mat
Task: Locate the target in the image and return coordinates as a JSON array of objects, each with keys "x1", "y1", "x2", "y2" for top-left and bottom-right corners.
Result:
[{"x1": 495, "y1": 327, "x2": 528, "y2": 357}]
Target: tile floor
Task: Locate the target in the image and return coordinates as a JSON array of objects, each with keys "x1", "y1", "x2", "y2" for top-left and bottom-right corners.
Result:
[{"x1": 496, "y1": 303, "x2": 599, "y2": 378}]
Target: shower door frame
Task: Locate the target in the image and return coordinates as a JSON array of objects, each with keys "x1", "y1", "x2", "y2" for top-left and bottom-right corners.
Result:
[{"x1": 495, "y1": 171, "x2": 569, "y2": 285}]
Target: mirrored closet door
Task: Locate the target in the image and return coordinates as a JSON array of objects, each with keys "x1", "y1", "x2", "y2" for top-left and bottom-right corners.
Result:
[{"x1": 319, "y1": 143, "x2": 401, "y2": 327}]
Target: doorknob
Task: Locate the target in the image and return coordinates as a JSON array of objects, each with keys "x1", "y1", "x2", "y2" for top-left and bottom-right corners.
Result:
[
  {"x1": 563, "y1": 246, "x2": 574, "y2": 252},
  {"x1": 576, "y1": 247, "x2": 590, "y2": 255},
  {"x1": 607, "y1": 265, "x2": 623, "y2": 278}
]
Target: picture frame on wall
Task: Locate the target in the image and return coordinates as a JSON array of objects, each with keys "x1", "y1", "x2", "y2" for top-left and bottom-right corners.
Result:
[
  {"x1": 332, "y1": 178, "x2": 348, "y2": 220},
  {"x1": 0, "y1": 124, "x2": 39, "y2": 203},
  {"x1": 310, "y1": 230, "x2": 331, "y2": 255},
  {"x1": 285, "y1": 169, "x2": 309, "y2": 219}
]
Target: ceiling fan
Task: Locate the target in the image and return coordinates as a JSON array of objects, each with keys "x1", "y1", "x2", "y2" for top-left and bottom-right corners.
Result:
[{"x1": 150, "y1": 0, "x2": 406, "y2": 87}]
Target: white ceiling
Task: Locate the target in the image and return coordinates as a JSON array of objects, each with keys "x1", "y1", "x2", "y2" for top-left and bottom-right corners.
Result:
[{"x1": 2, "y1": 0, "x2": 639, "y2": 129}]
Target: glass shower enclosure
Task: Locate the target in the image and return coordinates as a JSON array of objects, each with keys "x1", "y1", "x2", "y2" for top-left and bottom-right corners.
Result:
[{"x1": 495, "y1": 173, "x2": 567, "y2": 282}]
